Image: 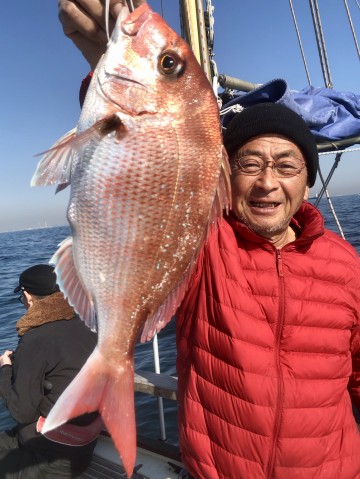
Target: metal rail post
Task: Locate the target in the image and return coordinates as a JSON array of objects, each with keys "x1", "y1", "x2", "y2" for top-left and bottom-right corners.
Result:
[{"x1": 153, "y1": 333, "x2": 166, "y2": 441}]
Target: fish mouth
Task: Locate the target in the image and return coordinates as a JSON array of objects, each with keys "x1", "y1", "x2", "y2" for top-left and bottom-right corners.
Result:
[
  {"x1": 97, "y1": 70, "x2": 150, "y2": 113},
  {"x1": 102, "y1": 68, "x2": 147, "y2": 90}
]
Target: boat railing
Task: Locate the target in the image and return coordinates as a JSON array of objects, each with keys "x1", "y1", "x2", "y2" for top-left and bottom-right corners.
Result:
[
  {"x1": 134, "y1": 369, "x2": 178, "y2": 401},
  {"x1": 316, "y1": 135, "x2": 360, "y2": 153}
]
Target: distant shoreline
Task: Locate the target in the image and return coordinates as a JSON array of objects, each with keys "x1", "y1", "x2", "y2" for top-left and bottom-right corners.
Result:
[
  {"x1": 1, "y1": 192, "x2": 359, "y2": 234},
  {"x1": 0, "y1": 224, "x2": 69, "y2": 235}
]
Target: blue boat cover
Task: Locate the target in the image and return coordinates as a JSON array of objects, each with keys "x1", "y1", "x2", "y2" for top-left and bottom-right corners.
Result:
[{"x1": 220, "y1": 79, "x2": 360, "y2": 143}]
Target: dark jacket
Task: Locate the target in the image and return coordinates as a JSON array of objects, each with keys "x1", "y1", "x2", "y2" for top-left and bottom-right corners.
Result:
[{"x1": 0, "y1": 295, "x2": 97, "y2": 457}]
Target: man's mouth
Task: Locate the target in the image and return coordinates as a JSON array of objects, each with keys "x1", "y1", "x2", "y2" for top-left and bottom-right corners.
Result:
[{"x1": 250, "y1": 202, "x2": 280, "y2": 208}]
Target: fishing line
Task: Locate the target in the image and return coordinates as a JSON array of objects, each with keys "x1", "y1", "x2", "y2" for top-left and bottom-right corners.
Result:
[
  {"x1": 105, "y1": 0, "x2": 110, "y2": 41},
  {"x1": 105, "y1": 1, "x2": 135, "y2": 41},
  {"x1": 127, "y1": 0, "x2": 135, "y2": 12}
]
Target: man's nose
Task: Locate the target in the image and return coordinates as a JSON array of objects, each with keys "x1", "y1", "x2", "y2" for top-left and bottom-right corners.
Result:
[{"x1": 255, "y1": 165, "x2": 280, "y2": 189}]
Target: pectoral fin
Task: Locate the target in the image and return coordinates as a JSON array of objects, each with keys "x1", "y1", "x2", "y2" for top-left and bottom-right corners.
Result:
[
  {"x1": 31, "y1": 128, "x2": 77, "y2": 188},
  {"x1": 51, "y1": 236, "x2": 97, "y2": 331},
  {"x1": 31, "y1": 113, "x2": 127, "y2": 189}
]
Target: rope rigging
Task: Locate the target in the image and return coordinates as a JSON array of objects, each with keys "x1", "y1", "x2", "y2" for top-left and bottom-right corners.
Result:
[
  {"x1": 343, "y1": 0, "x2": 360, "y2": 60},
  {"x1": 315, "y1": 152, "x2": 346, "y2": 239},
  {"x1": 288, "y1": 0, "x2": 312, "y2": 85},
  {"x1": 308, "y1": 0, "x2": 333, "y2": 88}
]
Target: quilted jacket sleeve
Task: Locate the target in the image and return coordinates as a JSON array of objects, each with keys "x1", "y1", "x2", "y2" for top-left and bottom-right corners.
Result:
[{"x1": 349, "y1": 320, "x2": 360, "y2": 413}]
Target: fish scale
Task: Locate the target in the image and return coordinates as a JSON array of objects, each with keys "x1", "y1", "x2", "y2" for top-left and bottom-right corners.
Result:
[{"x1": 31, "y1": 3, "x2": 230, "y2": 477}]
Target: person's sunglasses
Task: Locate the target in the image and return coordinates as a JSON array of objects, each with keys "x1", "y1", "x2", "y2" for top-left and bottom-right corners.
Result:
[{"x1": 18, "y1": 289, "x2": 26, "y2": 304}]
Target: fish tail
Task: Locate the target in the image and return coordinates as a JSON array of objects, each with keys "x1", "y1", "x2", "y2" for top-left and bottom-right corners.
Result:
[{"x1": 42, "y1": 347, "x2": 136, "y2": 478}]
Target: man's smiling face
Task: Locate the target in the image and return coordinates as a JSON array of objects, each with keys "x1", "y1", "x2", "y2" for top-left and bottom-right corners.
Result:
[{"x1": 230, "y1": 134, "x2": 309, "y2": 242}]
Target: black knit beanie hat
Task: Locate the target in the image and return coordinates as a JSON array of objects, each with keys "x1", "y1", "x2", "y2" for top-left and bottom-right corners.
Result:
[{"x1": 223, "y1": 103, "x2": 319, "y2": 187}]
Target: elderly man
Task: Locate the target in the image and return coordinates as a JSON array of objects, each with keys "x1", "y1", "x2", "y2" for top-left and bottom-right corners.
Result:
[
  {"x1": 57, "y1": 2, "x2": 360, "y2": 478},
  {"x1": 176, "y1": 102, "x2": 360, "y2": 478}
]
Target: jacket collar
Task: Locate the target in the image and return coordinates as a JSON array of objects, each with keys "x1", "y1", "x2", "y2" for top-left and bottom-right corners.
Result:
[{"x1": 16, "y1": 292, "x2": 76, "y2": 337}]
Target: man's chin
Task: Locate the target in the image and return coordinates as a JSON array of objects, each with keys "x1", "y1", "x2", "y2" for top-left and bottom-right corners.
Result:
[{"x1": 237, "y1": 214, "x2": 289, "y2": 238}]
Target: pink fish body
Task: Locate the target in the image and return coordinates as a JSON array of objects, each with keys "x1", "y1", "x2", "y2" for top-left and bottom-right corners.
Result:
[{"x1": 32, "y1": 4, "x2": 230, "y2": 477}]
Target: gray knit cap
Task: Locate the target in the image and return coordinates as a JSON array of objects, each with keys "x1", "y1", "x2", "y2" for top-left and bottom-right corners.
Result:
[{"x1": 223, "y1": 103, "x2": 319, "y2": 187}]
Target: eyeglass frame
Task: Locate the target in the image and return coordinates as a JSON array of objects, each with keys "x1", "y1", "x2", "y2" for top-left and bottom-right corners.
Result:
[
  {"x1": 18, "y1": 287, "x2": 26, "y2": 304},
  {"x1": 231, "y1": 153, "x2": 306, "y2": 178}
]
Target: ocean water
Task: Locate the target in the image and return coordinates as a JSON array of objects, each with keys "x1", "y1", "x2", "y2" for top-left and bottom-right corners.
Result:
[
  {"x1": 0, "y1": 194, "x2": 359, "y2": 445},
  {"x1": 0, "y1": 226, "x2": 178, "y2": 443},
  {"x1": 314, "y1": 194, "x2": 360, "y2": 252}
]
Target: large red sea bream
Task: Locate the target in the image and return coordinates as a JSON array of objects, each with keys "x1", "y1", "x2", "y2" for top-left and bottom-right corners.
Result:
[{"x1": 32, "y1": 3, "x2": 230, "y2": 477}]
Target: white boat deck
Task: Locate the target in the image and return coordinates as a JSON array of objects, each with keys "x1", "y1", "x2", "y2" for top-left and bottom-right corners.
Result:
[
  {"x1": 78, "y1": 370, "x2": 182, "y2": 479},
  {"x1": 79, "y1": 434, "x2": 183, "y2": 479}
]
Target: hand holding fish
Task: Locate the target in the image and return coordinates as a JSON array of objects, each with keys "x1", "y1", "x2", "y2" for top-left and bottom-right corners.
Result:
[{"x1": 58, "y1": 0, "x2": 146, "y2": 69}]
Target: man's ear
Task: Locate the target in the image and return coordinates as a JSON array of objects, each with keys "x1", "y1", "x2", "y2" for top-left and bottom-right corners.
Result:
[
  {"x1": 24, "y1": 291, "x2": 33, "y2": 307},
  {"x1": 303, "y1": 185, "x2": 309, "y2": 201}
]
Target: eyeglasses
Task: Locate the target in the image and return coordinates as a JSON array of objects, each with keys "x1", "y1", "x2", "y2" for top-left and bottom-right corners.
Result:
[
  {"x1": 18, "y1": 293, "x2": 25, "y2": 304},
  {"x1": 18, "y1": 288, "x2": 26, "y2": 304},
  {"x1": 232, "y1": 154, "x2": 306, "y2": 178}
]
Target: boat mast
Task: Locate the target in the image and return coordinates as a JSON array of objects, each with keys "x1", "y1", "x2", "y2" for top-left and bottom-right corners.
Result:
[
  {"x1": 288, "y1": 0, "x2": 312, "y2": 85},
  {"x1": 180, "y1": 0, "x2": 212, "y2": 82}
]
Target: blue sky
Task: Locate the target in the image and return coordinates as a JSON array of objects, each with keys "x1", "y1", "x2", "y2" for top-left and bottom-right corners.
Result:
[{"x1": 1, "y1": 0, "x2": 359, "y2": 232}]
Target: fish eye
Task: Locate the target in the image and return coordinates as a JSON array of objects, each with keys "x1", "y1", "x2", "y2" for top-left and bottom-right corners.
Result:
[{"x1": 158, "y1": 52, "x2": 183, "y2": 76}]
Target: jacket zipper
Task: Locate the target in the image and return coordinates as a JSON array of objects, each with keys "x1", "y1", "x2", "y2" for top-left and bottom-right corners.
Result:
[{"x1": 266, "y1": 249, "x2": 285, "y2": 479}]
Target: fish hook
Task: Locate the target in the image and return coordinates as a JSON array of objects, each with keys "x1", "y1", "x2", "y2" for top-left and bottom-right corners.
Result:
[
  {"x1": 126, "y1": 0, "x2": 135, "y2": 12},
  {"x1": 105, "y1": 0, "x2": 110, "y2": 42},
  {"x1": 105, "y1": 1, "x2": 136, "y2": 41}
]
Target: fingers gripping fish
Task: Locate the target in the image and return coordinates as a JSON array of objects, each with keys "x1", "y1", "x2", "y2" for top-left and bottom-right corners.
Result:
[{"x1": 31, "y1": 3, "x2": 230, "y2": 477}]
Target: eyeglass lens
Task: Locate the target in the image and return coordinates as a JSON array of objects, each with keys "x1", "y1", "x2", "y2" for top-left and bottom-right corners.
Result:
[{"x1": 234, "y1": 155, "x2": 305, "y2": 177}]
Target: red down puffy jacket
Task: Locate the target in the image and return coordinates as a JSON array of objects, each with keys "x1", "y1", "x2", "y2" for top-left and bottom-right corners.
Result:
[{"x1": 176, "y1": 201, "x2": 360, "y2": 479}]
